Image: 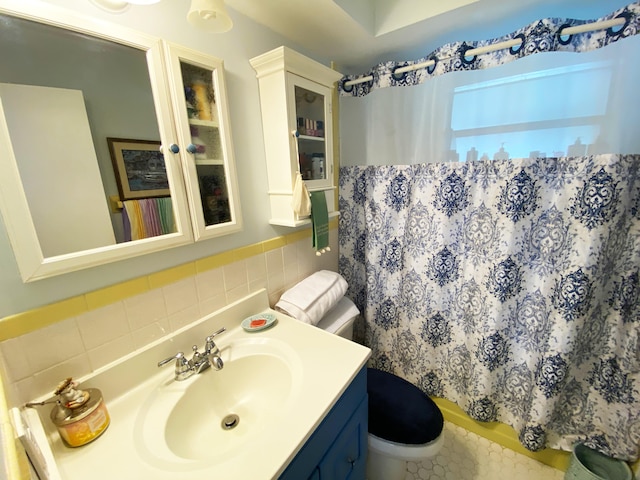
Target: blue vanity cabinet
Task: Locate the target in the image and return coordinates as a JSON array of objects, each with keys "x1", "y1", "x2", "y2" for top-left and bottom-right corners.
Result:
[{"x1": 279, "y1": 367, "x2": 367, "y2": 480}]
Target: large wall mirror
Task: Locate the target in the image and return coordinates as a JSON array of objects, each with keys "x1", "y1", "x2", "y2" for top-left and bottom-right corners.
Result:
[{"x1": 0, "y1": 3, "x2": 241, "y2": 282}]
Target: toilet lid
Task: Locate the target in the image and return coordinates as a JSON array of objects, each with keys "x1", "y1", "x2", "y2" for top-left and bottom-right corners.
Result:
[{"x1": 367, "y1": 368, "x2": 444, "y2": 445}]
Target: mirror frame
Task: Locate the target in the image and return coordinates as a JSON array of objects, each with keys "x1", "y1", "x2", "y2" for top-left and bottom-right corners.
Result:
[{"x1": 0, "y1": 1, "x2": 194, "y2": 282}]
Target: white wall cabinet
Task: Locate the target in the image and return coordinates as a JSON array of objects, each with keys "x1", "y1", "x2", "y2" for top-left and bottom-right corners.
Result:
[
  {"x1": 0, "y1": 3, "x2": 241, "y2": 281},
  {"x1": 250, "y1": 47, "x2": 342, "y2": 227}
]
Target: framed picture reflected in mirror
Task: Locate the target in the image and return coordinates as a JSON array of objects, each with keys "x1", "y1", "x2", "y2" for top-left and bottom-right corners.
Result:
[{"x1": 107, "y1": 137, "x2": 168, "y2": 200}]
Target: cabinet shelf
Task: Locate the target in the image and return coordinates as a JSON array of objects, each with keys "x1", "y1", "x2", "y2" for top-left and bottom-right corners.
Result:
[
  {"x1": 268, "y1": 211, "x2": 340, "y2": 228},
  {"x1": 195, "y1": 158, "x2": 224, "y2": 166},
  {"x1": 188, "y1": 118, "x2": 219, "y2": 128},
  {"x1": 298, "y1": 134, "x2": 325, "y2": 142}
]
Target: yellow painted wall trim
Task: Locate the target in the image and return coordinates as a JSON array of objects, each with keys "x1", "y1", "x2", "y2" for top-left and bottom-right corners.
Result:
[
  {"x1": 195, "y1": 251, "x2": 233, "y2": 272},
  {"x1": 232, "y1": 243, "x2": 264, "y2": 262},
  {"x1": 84, "y1": 277, "x2": 149, "y2": 311},
  {"x1": 148, "y1": 262, "x2": 196, "y2": 290},
  {"x1": 434, "y1": 397, "x2": 571, "y2": 471},
  {"x1": 0, "y1": 296, "x2": 87, "y2": 342},
  {"x1": 262, "y1": 236, "x2": 287, "y2": 252},
  {"x1": 0, "y1": 224, "x2": 338, "y2": 341}
]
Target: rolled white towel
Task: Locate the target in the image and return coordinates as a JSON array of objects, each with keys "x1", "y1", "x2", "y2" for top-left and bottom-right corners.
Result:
[{"x1": 275, "y1": 270, "x2": 348, "y2": 326}]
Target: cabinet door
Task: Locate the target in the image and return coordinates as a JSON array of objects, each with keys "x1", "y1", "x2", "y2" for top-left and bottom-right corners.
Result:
[
  {"x1": 287, "y1": 73, "x2": 334, "y2": 190},
  {"x1": 318, "y1": 397, "x2": 367, "y2": 479},
  {"x1": 163, "y1": 42, "x2": 242, "y2": 241}
]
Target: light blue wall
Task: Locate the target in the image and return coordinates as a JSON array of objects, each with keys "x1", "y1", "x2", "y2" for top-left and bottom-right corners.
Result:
[{"x1": 0, "y1": 0, "x2": 330, "y2": 317}]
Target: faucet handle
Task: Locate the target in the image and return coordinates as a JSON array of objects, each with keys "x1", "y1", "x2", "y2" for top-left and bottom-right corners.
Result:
[
  {"x1": 158, "y1": 351, "x2": 187, "y2": 368},
  {"x1": 209, "y1": 327, "x2": 226, "y2": 338},
  {"x1": 158, "y1": 352, "x2": 193, "y2": 380},
  {"x1": 204, "y1": 327, "x2": 226, "y2": 353}
]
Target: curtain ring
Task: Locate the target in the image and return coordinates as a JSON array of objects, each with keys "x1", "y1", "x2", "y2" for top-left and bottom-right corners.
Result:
[
  {"x1": 427, "y1": 55, "x2": 438, "y2": 74},
  {"x1": 341, "y1": 78, "x2": 354, "y2": 93},
  {"x1": 367, "y1": 73, "x2": 375, "y2": 89},
  {"x1": 391, "y1": 64, "x2": 408, "y2": 81},
  {"x1": 557, "y1": 22, "x2": 574, "y2": 45},
  {"x1": 510, "y1": 34, "x2": 526, "y2": 55},
  {"x1": 460, "y1": 44, "x2": 477, "y2": 64},
  {"x1": 607, "y1": 12, "x2": 631, "y2": 36}
]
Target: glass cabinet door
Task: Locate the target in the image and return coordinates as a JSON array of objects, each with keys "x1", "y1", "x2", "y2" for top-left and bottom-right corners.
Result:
[
  {"x1": 288, "y1": 73, "x2": 333, "y2": 189},
  {"x1": 163, "y1": 42, "x2": 242, "y2": 240}
]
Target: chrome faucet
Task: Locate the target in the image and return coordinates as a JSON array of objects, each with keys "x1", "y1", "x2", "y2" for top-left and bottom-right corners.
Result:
[{"x1": 158, "y1": 327, "x2": 225, "y2": 381}]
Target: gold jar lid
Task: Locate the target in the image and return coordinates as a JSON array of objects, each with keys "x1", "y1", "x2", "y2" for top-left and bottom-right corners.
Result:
[{"x1": 49, "y1": 379, "x2": 104, "y2": 426}]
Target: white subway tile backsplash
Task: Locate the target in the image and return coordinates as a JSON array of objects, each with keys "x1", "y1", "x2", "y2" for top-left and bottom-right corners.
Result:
[
  {"x1": 246, "y1": 255, "x2": 267, "y2": 282},
  {"x1": 13, "y1": 376, "x2": 38, "y2": 406},
  {"x1": 283, "y1": 243, "x2": 299, "y2": 286},
  {"x1": 195, "y1": 267, "x2": 225, "y2": 301},
  {"x1": 198, "y1": 292, "x2": 227, "y2": 318},
  {"x1": 162, "y1": 277, "x2": 198, "y2": 316},
  {"x1": 265, "y1": 248, "x2": 284, "y2": 275},
  {"x1": 76, "y1": 302, "x2": 129, "y2": 350},
  {"x1": 223, "y1": 260, "x2": 248, "y2": 291},
  {"x1": 249, "y1": 277, "x2": 268, "y2": 295},
  {"x1": 130, "y1": 319, "x2": 171, "y2": 349},
  {"x1": 86, "y1": 334, "x2": 136, "y2": 371},
  {"x1": 167, "y1": 304, "x2": 201, "y2": 332},
  {"x1": 295, "y1": 240, "x2": 315, "y2": 279},
  {"x1": 21, "y1": 318, "x2": 85, "y2": 374},
  {"x1": 226, "y1": 283, "x2": 250, "y2": 304},
  {"x1": 267, "y1": 270, "x2": 285, "y2": 296},
  {"x1": 2, "y1": 240, "x2": 339, "y2": 406},
  {"x1": 0, "y1": 338, "x2": 31, "y2": 383},
  {"x1": 124, "y1": 289, "x2": 167, "y2": 331},
  {"x1": 30, "y1": 353, "x2": 92, "y2": 402}
]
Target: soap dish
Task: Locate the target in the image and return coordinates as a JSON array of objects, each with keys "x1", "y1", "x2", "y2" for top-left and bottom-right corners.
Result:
[{"x1": 242, "y1": 313, "x2": 277, "y2": 332}]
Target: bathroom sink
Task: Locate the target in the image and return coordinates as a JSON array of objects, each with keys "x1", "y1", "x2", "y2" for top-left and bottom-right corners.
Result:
[
  {"x1": 133, "y1": 337, "x2": 303, "y2": 469},
  {"x1": 29, "y1": 290, "x2": 370, "y2": 480}
]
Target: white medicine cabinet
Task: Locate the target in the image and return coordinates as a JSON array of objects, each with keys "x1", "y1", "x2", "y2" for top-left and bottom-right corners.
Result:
[
  {"x1": 0, "y1": 2, "x2": 241, "y2": 282},
  {"x1": 250, "y1": 47, "x2": 342, "y2": 227}
]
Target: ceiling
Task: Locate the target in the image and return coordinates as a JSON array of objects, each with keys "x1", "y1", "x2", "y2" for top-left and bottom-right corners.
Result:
[{"x1": 225, "y1": 0, "x2": 630, "y2": 73}]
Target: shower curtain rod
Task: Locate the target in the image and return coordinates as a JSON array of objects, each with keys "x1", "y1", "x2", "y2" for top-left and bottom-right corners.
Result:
[{"x1": 343, "y1": 17, "x2": 626, "y2": 87}]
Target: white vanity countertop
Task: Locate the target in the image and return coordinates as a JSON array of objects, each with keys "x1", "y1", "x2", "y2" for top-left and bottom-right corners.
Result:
[{"x1": 28, "y1": 289, "x2": 371, "y2": 480}]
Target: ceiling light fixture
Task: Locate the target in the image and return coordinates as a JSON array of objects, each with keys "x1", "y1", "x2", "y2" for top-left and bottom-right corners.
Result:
[
  {"x1": 187, "y1": 0, "x2": 233, "y2": 33},
  {"x1": 127, "y1": 0, "x2": 162, "y2": 4}
]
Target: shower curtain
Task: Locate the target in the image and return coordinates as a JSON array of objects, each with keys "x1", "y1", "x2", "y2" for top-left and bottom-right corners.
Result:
[
  {"x1": 339, "y1": 156, "x2": 640, "y2": 460},
  {"x1": 338, "y1": 3, "x2": 640, "y2": 461}
]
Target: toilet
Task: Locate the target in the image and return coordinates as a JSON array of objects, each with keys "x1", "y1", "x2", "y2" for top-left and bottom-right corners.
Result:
[
  {"x1": 276, "y1": 272, "x2": 445, "y2": 480},
  {"x1": 313, "y1": 296, "x2": 445, "y2": 480}
]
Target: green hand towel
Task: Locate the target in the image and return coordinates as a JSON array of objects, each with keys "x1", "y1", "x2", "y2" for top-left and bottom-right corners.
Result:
[{"x1": 310, "y1": 191, "x2": 329, "y2": 251}]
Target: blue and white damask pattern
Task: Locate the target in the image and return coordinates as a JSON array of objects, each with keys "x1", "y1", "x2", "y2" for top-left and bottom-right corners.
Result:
[
  {"x1": 339, "y1": 2, "x2": 640, "y2": 97},
  {"x1": 339, "y1": 154, "x2": 640, "y2": 461}
]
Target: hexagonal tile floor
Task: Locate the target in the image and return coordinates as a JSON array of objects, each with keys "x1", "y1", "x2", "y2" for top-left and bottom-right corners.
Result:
[{"x1": 403, "y1": 422, "x2": 564, "y2": 480}]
